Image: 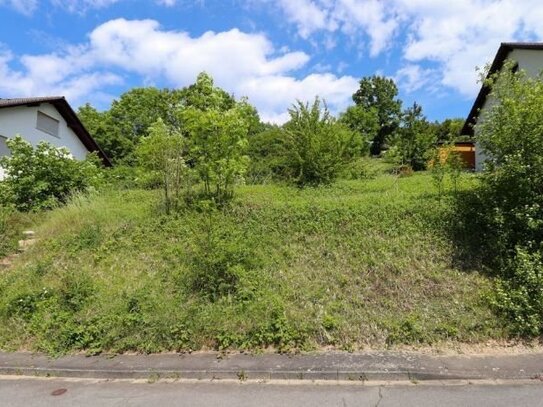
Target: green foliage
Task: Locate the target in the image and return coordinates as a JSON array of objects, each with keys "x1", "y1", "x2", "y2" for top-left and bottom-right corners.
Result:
[
  {"x1": 186, "y1": 209, "x2": 260, "y2": 301},
  {"x1": 136, "y1": 119, "x2": 188, "y2": 213},
  {"x1": 182, "y1": 74, "x2": 250, "y2": 204},
  {"x1": 492, "y1": 249, "x2": 543, "y2": 336},
  {"x1": 180, "y1": 72, "x2": 236, "y2": 112},
  {"x1": 0, "y1": 136, "x2": 103, "y2": 211},
  {"x1": 352, "y1": 76, "x2": 402, "y2": 155},
  {"x1": 431, "y1": 118, "x2": 465, "y2": 143},
  {"x1": 428, "y1": 144, "x2": 465, "y2": 198},
  {"x1": 451, "y1": 62, "x2": 543, "y2": 336},
  {"x1": 246, "y1": 125, "x2": 289, "y2": 184},
  {"x1": 388, "y1": 102, "x2": 436, "y2": 171},
  {"x1": 109, "y1": 88, "x2": 183, "y2": 145},
  {"x1": 77, "y1": 103, "x2": 133, "y2": 163},
  {"x1": 339, "y1": 105, "x2": 379, "y2": 155},
  {"x1": 283, "y1": 98, "x2": 360, "y2": 186},
  {"x1": 0, "y1": 173, "x2": 502, "y2": 355}
]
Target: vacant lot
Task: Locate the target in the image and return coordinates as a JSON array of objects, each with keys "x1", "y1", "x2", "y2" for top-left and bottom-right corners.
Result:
[{"x1": 0, "y1": 172, "x2": 505, "y2": 354}]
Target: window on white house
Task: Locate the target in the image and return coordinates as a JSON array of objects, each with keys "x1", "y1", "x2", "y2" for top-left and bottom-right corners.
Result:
[
  {"x1": 36, "y1": 111, "x2": 60, "y2": 137},
  {"x1": 0, "y1": 135, "x2": 9, "y2": 156}
]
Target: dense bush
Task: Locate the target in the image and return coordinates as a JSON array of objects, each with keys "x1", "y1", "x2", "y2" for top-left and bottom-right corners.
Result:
[
  {"x1": 457, "y1": 62, "x2": 543, "y2": 336},
  {"x1": 283, "y1": 98, "x2": 360, "y2": 186},
  {"x1": 246, "y1": 126, "x2": 289, "y2": 184},
  {"x1": 0, "y1": 136, "x2": 103, "y2": 211}
]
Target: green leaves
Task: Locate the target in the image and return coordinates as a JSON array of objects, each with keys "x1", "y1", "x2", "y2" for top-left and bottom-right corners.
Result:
[
  {"x1": 389, "y1": 102, "x2": 436, "y2": 171},
  {"x1": 181, "y1": 80, "x2": 251, "y2": 205},
  {"x1": 283, "y1": 98, "x2": 360, "y2": 187},
  {"x1": 0, "y1": 136, "x2": 103, "y2": 211},
  {"x1": 352, "y1": 75, "x2": 402, "y2": 155},
  {"x1": 466, "y1": 60, "x2": 543, "y2": 336},
  {"x1": 136, "y1": 119, "x2": 187, "y2": 213}
]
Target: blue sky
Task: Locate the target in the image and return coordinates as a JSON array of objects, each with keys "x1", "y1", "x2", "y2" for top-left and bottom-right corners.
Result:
[{"x1": 1, "y1": 0, "x2": 542, "y2": 123}]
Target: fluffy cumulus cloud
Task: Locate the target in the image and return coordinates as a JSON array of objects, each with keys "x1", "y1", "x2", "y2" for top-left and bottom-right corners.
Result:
[{"x1": 0, "y1": 19, "x2": 358, "y2": 122}]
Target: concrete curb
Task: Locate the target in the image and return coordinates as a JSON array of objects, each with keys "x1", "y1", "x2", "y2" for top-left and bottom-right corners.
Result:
[{"x1": 0, "y1": 351, "x2": 542, "y2": 382}]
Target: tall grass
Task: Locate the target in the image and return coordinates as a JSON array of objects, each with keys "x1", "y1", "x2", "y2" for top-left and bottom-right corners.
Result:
[{"x1": 0, "y1": 173, "x2": 504, "y2": 354}]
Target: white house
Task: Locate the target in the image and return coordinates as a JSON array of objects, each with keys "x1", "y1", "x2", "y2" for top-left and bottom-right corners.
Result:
[
  {"x1": 0, "y1": 96, "x2": 110, "y2": 179},
  {"x1": 462, "y1": 42, "x2": 543, "y2": 171}
]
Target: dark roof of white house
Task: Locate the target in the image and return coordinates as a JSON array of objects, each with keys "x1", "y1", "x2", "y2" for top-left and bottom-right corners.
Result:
[
  {"x1": 462, "y1": 42, "x2": 543, "y2": 136},
  {"x1": 0, "y1": 96, "x2": 111, "y2": 166}
]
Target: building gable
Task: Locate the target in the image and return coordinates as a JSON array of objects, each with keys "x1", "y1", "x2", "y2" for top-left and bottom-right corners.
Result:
[
  {"x1": 0, "y1": 97, "x2": 111, "y2": 166},
  {"x1": 462, "y1": 42, "x2": 543, "y2": 136}
]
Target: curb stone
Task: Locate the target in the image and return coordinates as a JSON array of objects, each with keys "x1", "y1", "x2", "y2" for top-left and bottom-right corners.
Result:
[{"x1": 1, "y1": 351, "x2": 542, "y2": 382}]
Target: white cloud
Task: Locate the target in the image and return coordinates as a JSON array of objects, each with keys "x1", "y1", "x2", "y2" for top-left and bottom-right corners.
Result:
[
  {"x1": 259, "y1": 0, "x2": 543, "y2": 97},
  {"x1": 0, "y1": 19, "x2": 358, "y2": 123},
  {"x1": 395, "y1": 0, "x2": 543, "y2": 97},
  {"x1": 257, "y1": 0, "x2": 400, "y2": 56},
  {"x1": 238, "y1": 73, "x2": 358, "y2": 123},
  {"x1": 0, "y1": 44, "x2": 121, "y2": 101},
  {"x1": 394, "y1": 64, "x2": 438, "y2": 93}
]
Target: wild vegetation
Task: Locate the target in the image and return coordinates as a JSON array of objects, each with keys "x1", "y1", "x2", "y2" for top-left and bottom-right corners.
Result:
[
  {"x1": 451, "y1": 62, "x2": 543, "y2": 336},
  {"x1": 1, "y1": 66, "x2": 540, "y2": 355},
  {"x1": 0, "y1": 169, "x2": 504, "y2": 355}
]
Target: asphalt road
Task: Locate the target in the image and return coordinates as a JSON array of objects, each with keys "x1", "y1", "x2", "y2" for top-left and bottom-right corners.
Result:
[{"x1": 1, "y1": 377, "x2": 543, "y2": 406}]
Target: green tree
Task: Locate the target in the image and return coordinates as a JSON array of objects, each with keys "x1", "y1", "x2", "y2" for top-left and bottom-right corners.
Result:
[
  {"x1": 181, "y1": 74, "x2": 251, "y2": 204},
  {"x1": 0, "y1": 136, "x2": 102, "y2": 211},
  {"x1": 431, "y1": 118, "x2": 465, "y2": 143},
  {"x1": 339, "y1": 105, "x2": 379, "y2": 155},
  {"x1": 352, "y1": 76, "x2": 402, "y2": 155},
  {"x1": 388, "y1": 102, "x2": 435, "y2": 171},
  {"x1": 77, "y1": 103, "x2": 133, "y2": 163},
  {"x1": 180, "y1": 72, "x2": 262, "y2": 137},
  {"x1": 180, "y1": 72, "x2": 235, "y2": 112},
  {"x1": 283, "y1": 98, "x2": 360, "y2": 186},
  {"x1": 136, "y1": 119, "x2": 187, "y2": 213}
]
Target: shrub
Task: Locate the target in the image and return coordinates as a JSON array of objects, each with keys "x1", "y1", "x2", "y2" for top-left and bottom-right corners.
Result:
[
  {"x1": 0, "y1": 136, "x2": 103, "y2": 211},
  {"x1": 458, "y1": 62, "x2": 543, "y2": 336},
  {"x1": 246, "y1": 126, "x2": 289, "y2": 184},
  {"x1": 185, "y1": 209, "x2": 260, "y2": 301},
  {"x1": 283, "y1": 98, "x2": 360, "y2": 186},
  {"x1": 492, "y1": 248, "x2": 543, "y2": 336},
  {"x1": 136, "y1": 119, "x2": 188, "y2": 213}
]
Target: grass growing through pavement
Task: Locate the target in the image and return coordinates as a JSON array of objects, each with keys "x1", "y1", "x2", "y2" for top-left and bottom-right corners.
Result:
[{"x1": 0, "y1": 171, "x2": 505, "y2": 355}]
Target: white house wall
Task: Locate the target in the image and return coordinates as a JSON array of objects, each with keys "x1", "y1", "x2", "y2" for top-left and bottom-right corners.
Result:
[{"x1": 0, "y1": 103, "x2": 89, "y2": 161}]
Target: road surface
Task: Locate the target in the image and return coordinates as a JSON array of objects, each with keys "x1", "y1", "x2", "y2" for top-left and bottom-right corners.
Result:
[{"x1": 1, "y1": 377, "x2": 542, "y2": 406}]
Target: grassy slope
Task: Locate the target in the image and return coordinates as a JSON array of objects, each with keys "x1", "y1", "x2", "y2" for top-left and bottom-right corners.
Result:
[{"x1": 0, "y1": 172, "x2": 505, "y2": 354}]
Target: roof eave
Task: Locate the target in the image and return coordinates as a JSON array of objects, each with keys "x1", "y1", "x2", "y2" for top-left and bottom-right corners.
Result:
[{"x1": 462, "y1": 42, "x2": 543, "y2": 136}]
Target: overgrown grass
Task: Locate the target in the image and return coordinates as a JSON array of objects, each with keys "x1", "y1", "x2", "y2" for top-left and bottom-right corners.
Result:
[
  {"x1": 0, "y1": 207, "x2": 37, "y2": 258},
  {"x1": 0, "y1": 172, "x2": 506, "y2": 355}
]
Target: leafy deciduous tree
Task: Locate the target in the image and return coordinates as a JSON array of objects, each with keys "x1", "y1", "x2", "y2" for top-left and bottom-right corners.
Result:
[
  {"x1": 136, "y1": 119, "x2": 187, "y2": 213},
  {"x1": 339, "y1": 105, "x2": 379, "y2": 156},
  {"x1": 352, "y1": 76, "x2": 402, "y2": 155},
  {"x1": 181, "y1": 74, "x2": 251, "y2": 204}
]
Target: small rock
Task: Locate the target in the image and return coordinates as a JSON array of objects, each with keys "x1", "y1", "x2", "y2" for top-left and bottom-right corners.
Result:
[
  {"x1": 22, "y1": 230, "x2": 35, "y2": 239},
  {"x1": 18, "y1": 239, "x2": 36, "y2": 251}
]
